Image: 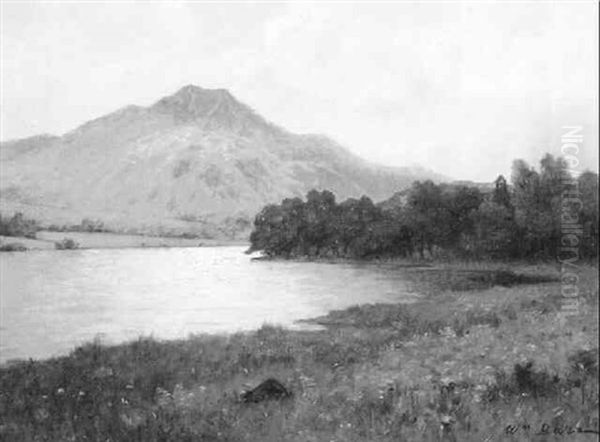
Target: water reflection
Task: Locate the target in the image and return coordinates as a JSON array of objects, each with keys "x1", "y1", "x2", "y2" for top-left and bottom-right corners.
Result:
[{"x1": 0, "y1": 246, "x2": 417, "y2": 362}]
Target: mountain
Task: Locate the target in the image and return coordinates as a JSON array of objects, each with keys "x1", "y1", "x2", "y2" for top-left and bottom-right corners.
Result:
[{"x1": 0, "y1": 85, "x2": 445, "y2": 239}]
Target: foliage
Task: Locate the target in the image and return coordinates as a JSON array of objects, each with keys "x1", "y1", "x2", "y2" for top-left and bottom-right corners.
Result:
[
  {"x1": 249, "y1": 153, "x2": 598, "y2": 260},
  {"x1": 0, "y1": 212, "x2": 38, "y2": 239},
  {"x1": 578, "y1": 171, "x2": 599, "y2": 259},
  {"x1": 0, "y1": 242, "x2": 27, "y2": 252},
  {"x1": 54, "y1": 238, "x2": 79, "y2": 250},
  {"x1": 80, "y1": 218, "x2": 107, "y2": 233},
  {"x1": 248, "y1": 192, "x2": 399, "y2": 258}
]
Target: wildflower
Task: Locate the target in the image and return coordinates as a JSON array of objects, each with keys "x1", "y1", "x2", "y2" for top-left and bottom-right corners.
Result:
[
  {"x1": 56, "y1": 388, "x2": 65, "y2": 395},
  {"x1": 440, "y1": 415, "x2": 454, "y2": 425},
  {"x1": 34, "y1": 408, "x2": 49, "y2": 422},
  {"x1": 441, "y1": 376, "x2": 453, "y2": 386}
]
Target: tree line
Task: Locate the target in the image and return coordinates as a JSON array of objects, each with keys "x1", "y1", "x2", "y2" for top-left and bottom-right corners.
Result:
[
  {"x1": 0, "y1": 212, "x2": 38, "y2": 239},
  {"x1": 247, "y1": 154, "x2": 598, "y2": 260}
]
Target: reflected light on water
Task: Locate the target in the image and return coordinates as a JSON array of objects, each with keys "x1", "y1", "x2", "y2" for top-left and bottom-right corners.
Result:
[{"x1": 0, "y1": 246, "x2": 417, "y2": 362}]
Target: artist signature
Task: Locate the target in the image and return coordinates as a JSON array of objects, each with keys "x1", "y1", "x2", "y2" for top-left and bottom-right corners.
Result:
[{"x1": 505, "y1": 423, "x2": 599, "y2": 436}]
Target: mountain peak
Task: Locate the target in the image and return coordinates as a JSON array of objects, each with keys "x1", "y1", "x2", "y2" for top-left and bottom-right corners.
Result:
[
  {"x1": 149, "y1": 85, "x2": 276, "y2": 135},
  {"x1": 174, "y1": 84, "x2": 233, "y2": 100},
  {"x1": 151, "y1": 85, "x2": 239, "y2": 122}
]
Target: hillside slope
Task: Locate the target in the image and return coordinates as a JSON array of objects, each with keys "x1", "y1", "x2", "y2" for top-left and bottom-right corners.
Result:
[{"x1": 0, "y1": 85, "x2": 444, "y2": 238}]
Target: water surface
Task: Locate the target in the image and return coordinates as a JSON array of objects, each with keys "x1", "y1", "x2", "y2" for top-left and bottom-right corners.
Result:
[{"x1": 0, "y1": 246, "x2": 417, "y2": 362}]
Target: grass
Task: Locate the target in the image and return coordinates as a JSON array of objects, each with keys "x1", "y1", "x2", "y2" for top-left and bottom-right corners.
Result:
[{"x1": 0, "y1": 263, "x2": 598, "y2": 441}]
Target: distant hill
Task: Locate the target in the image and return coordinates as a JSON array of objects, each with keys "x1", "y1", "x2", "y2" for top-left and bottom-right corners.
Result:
[
  {"x1": 378, "y1": 180, "x2": 494, "y2": 213},
  {"x1": 450, "y1": 181, "x2": 495, "y2": 193},
  {"x1": 0, "y1": 85, "x2": 445, "y2": 238}
]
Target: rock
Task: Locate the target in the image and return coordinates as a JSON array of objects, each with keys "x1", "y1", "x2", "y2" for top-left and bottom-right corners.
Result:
[{"x1": 241, "y1": 378, "x2": 292, "y2": 403}]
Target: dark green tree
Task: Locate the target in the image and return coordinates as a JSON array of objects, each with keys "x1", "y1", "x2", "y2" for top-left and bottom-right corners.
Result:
[
  {"x1": 492, "y1": 175, "x2": 512, "y2": 208},
  {"x1": 577, "y1": 171, "x2": 599, "y2": 259}
]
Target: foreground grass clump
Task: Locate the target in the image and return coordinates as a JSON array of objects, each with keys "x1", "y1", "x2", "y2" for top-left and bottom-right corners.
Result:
[{"x1": 0, "y1": 264, "x2": 598, "y2": 441}]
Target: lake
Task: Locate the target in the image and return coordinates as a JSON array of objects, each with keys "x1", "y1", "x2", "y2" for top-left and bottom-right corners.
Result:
[{"x1": 0, "y1": 246, "x2": 418, "y2": 362}]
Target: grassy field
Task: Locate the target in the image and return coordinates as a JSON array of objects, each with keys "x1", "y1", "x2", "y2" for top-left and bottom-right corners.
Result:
[{"x1": 0, "y1": 263, "x2": 597, "y2": 441}]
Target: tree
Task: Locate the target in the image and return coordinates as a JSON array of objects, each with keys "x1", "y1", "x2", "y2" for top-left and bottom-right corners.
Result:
[
  {"x1": 304, "y1": 190, "x2": 337, "y2": 256},
  {"x1": 511, "y1": 159, "x2": 543, "y2": 257},
  {"x1": 578, "y1": 171, "x2": 599, "y2": 259},
  {"x1": 0, "y1": 212, "x2": 38, "y2": 239},
  {"x1": 279, "y1": 197, "x2": 307, "y2": 256},
  {"x1": 247, "y1": 204, "x2": 286, "y2": 256},
  {"x1": 247, "y1": 152, "x2": 597, "y2": 261},
  {"x1": 406, "y1": 181, "x2": 444, "y2": 257},
  {"x1": 492, "y1": 175, "x2": 511, "y2": 208},
  {"x1": 470, "y1": 201, "x2": 516, "y2": 258},
  {"x1": 445, "y1": 185, "x2": 484, "y2": 249}
]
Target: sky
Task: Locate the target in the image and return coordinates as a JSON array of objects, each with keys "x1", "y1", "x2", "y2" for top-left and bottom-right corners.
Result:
[{"x1": 1, "y1": 1, "x2": 598, "y2": 181}]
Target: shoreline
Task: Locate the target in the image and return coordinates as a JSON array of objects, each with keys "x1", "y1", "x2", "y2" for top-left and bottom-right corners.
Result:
[
  {"x1": 250, "y1": 254, "x2": 435, "y2": 267},
  {"x1": 0, "y1": 261, "x2": 571, "y2": 366},
  {"x1": 1, "y1": 261, "x2": 597, "y2": 440},
  {"x1": 0, "y1": 230, "x2": 248, "y2": 251}
]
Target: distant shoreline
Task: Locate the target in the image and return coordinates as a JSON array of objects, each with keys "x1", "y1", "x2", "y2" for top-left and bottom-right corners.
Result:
[
  {"x1": 250, "y1": 254, "x2": 436, "y2": 267},
  {"x1": 0, "y1": 230, "x2": 248, "y2": 251}
]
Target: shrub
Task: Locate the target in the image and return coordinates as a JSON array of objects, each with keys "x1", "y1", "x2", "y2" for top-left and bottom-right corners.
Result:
[
  {"x1": 0, "y1": 212, "x2": 38, "y2": 238},
  {"x1": 54, "y1": 238, "x2": 79, "y2": 250},
  {"x1": 0, "y1": 242, "x2": 27, "y2": 252},
  {"x1": 80, "y1": 218, "x2": 106, "y2": 232}
]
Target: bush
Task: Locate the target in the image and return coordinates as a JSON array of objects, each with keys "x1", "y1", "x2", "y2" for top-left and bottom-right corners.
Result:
[
  {"x1": 0, "y1": 242, "x2": 27, "y2": 252},
  {"x1": 80, "y1": 218, "x2": 106, "y2": 232},
  {"x1": 54, "y1": 238, "x2": 79, "y2": 250},
  {"x1": 0, "y1": 212, "x2": 38, "y2": 239}
]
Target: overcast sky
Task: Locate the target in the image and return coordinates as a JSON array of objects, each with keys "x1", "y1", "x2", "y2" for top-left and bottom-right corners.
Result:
[{"x1": 1, "y1": 1, "x2": 598, "y2": 181}]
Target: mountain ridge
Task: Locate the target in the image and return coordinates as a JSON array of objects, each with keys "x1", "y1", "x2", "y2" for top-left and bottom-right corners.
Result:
[{"x1": 0, "y1": 85, "x2": 446, "y2": 239}]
